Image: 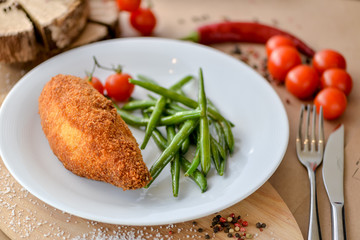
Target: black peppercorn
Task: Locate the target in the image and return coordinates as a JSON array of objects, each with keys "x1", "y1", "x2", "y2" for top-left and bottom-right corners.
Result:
[{"x1": 205, "y1": 234, "x2": 210, "y2": 239}]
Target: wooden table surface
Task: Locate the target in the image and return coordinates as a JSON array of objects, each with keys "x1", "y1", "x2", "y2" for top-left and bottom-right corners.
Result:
[{"x1": 1, "y1": 0, "x2": 360, "y2": 239}]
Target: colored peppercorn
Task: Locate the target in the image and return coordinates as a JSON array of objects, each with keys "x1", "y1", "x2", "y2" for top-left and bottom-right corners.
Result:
[{"x1": 242, "y1": 221, "x2": 248, "y2": 227}]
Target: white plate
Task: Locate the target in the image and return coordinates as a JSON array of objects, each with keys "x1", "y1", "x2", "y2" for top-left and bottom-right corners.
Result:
[{"x1": 0, "y1": 38, "x2": 288, "y2": 225}]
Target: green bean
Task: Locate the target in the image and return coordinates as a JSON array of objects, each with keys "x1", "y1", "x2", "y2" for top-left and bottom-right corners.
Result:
[
  {"x1": 129, "y1": 78, "x2": 198, "y2": 108},
  {"x1": 170, "y1": 75, "x2": 194, "y2": 90},
  {"x1": 219, "y1": 155, "x2": 227, "y2": 176},
  {"x1": 213, "y1": 120, "x2": 226, "y2": 151},
  {"x1": 150, "y1": 127, "x2": 207, "y2": 192},
  {"x1": 122, "y1": 99, "x2": 156, "y2": 110},
  {"x1": 164, "y1": 108, "x2": 179, "y2": 115},
  {"x1": 207, "y1": 100, "x2": 235, "y2": 153},
  {"x1": 184, "y1": 144, "x2": 200, "y2": 176},
  {"x1": 141, "y1": 75, "x2": 194, "y2": 150},
  {"x1": 168, "y1": 102, "x2": 189, "y2": 112},
  {"x1": 141, "y1": 97, "x2": 167, "y2": 149},
  {"x1": 180, "y1": 135, "x2": 190, "y2": 154},
  {"x1": 113, "y1": 104, "x2": 148, "y2": 126},
  {"x1": 137, "y1": 74, "x2": 159, "y2": 85},
  {"x1": 211, "y1": 135, "x2": 226, "y2": 160},
  {"x1": 146, "y1": 118, "x2": 199, "y2": 187},
  {"x1": 220, "y1": 119, "x2": 234, "y2": 153},
  {"x1": 151, "y1": 128, "x2": 167, "y2": 150},
  {"x1": 179, "y1": 156, "x2": 207, "y2": 193},
  {"x1": 167, "y1": 126, "x2": 180, "y2": 197},
  {"x1": 198, "y1": 68, "x2": 211, "y2": 175},
  {"x1": 210, "y1": 137, "x2": 222, "y2": 176},
  {"x1": 115, "y1": 106, "x2": 201, "y2": 127},
  {"x1": 147, "y1": 94, "x2": 158, "y2": 101},
  {"x1": 129, "y1": 78, "x2": 232, "y2": 123},
  {"x1": 160, "y1": 110, "x2": 200, "y2": 126}
]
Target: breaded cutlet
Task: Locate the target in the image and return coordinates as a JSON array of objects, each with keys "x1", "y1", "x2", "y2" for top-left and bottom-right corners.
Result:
[{"x1": 38, "y1": 74, "x2": 151, "y2": 190}]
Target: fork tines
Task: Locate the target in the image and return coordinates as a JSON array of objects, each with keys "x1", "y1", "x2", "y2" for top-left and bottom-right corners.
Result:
[{"x1": 296, "y1": 104, "x2": 324, "y2": 152}]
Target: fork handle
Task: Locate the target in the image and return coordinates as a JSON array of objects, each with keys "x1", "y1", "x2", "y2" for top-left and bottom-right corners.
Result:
[
  {"x1": 331, "y1": 202, "x2": 346, "y2": 240},
  {"x1": 307, "y1": 168, "x2": 322, "y2": 240}
]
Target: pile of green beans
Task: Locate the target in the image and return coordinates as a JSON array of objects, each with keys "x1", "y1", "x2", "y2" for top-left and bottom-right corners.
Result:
[{"x1": 114, "y1": 68, "x2": 234, "y2": 197}]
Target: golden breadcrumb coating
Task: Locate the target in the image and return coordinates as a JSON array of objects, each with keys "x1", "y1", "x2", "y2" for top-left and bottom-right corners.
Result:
[{"x1": 38, "y1": 74, "x2": 151, "y2": 190}]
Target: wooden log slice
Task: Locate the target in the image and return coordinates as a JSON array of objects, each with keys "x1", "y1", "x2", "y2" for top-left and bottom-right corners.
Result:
[
  {"x1": 0, "y1": 0, "x2": 88, "y2": 63},
  {"x1": 18, "y1": 0, "x2": 89, "y2": 50},
  {"x1": 0, "y1": 0, "x2": 39, "y2": 63},
  {"x1": 88, "y1": 0, "x2": 119, "y2": 37}
]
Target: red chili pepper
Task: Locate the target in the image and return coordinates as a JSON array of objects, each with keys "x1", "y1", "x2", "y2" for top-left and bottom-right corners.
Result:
[{"x1": 183, "y1": 21, "x2": 315, "y2": 57}]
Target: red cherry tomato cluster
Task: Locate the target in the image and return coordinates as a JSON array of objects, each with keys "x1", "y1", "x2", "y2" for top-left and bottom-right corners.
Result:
[
  {"x1": 266, "y1": 35, "x2": 352, "y2": 120},
  {"x1": 86, "y1": 58, "x2": 135, "y2": 102},
  {"x1": 116, "y1": 0, "x2": 157, "y2": 36}
]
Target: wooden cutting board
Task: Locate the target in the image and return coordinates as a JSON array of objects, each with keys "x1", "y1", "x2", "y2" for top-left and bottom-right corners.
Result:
[{"x1": 0, "y1": 157, "x2": 303, "y2": 240}]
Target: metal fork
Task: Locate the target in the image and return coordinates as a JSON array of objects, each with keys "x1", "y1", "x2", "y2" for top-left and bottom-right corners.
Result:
[{"x1": 296, "y1": 104, "x2": 324, "y2": 240}]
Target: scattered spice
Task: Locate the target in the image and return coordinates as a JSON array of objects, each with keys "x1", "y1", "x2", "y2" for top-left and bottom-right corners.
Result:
[
  {"x1": 256, "y1": 221, "x2": 267, "y2": 232},
  {"x1": 232, "y1": 45, "x2": 242, "y2": 55},
  {"x1": 204, "y1": 233, "x2": 211, "y2": 239},
  {"x1": 208, "y1": 213, "x2": 261, "y2": 239}
]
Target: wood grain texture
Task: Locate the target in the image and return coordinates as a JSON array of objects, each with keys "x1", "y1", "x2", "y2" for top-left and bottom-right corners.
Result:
[
  {"x1": 0, "y1": 155, "x2": 303, "y2": 240},
  {"x1": 0, "y1": 0, "x2": 40, "y2": 63},
  {"x1": 0, "y1": 0, "x2": 90, "y2": 63}
]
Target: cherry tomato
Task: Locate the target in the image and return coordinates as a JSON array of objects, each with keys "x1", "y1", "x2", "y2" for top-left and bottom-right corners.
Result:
[
  {"x1": 314, "y1": 87, "x2": 347, "y2": 120},
  {"x1": 105, "y1": 73, "x2": 134, "y2": 102},
  {"x1": 266, "y1": 35, "x2": 295, "y2": 57},
  {"x1": 86, "y1": 76, "x2": 104, "y2": 94},
  {"x1": 320, "y1": 68, "x2": 352, "y2": 96},
  {"x1": 267, "y1": 46, "x2": 302, "y2": 82},
  {"x1": 285, "y1": 65, "x2": 320, "y2": 99},
  {"x1": 130, "y1": 8, "x2": 157, "y2": 36},
  {"x1": 116, "y1": 0, "x2": 141, "y2": 12},
  {"x1": 312, "y1": 49, "x2": 346, "y2": 74}
]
